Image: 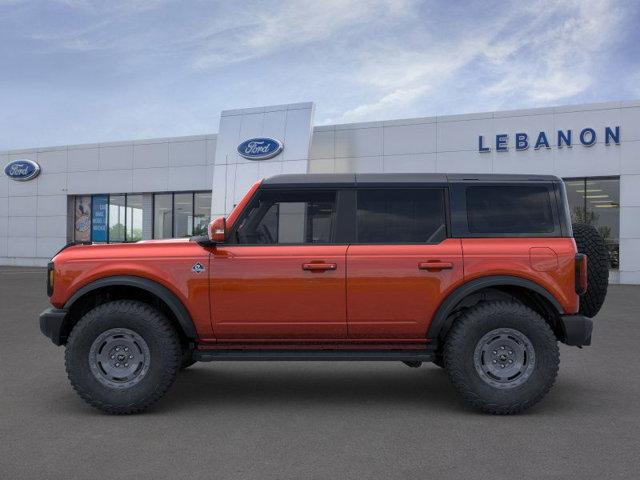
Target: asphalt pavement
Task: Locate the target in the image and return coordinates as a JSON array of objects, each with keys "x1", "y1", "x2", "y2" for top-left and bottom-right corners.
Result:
[{"x1": 1, "y1": 266, "x2": 639, "y2": 479}]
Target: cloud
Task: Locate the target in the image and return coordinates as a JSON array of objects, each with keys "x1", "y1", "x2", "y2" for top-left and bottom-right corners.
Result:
[
  {"x1": 191, "y1": 0, "x2": 413, "y2": 69},
  {"x1": 334, "y1": 0, "x2": 626, "y2": 122},
  {"x1": 0, "y1": 0, "x2": 635, "y2": 149},
  {"x1": 481, "y1": 0, "x2": 622, "y2": 104}
]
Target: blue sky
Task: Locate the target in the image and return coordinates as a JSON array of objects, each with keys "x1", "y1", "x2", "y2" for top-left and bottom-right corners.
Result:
[{"x1": 1, "y1": 0, "x2": 639, "y2": 150}]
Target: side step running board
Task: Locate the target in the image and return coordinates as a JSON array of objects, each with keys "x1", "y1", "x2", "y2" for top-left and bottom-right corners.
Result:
[{"x1": 193, "y1": 349, "x2": 435, "y2": 362}]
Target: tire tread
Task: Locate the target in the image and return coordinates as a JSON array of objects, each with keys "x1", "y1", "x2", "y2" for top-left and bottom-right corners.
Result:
[
  {"x1": 65, "y1": 300, "x2": 181, "y2": 414},
  {"x1": 444, "y1": 301, "x2": 559, "y2": 415}
]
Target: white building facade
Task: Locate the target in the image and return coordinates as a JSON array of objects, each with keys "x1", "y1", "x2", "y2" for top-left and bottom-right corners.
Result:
[{"x1": 2, "y1": 100, "x2": 639, "y2": 283}]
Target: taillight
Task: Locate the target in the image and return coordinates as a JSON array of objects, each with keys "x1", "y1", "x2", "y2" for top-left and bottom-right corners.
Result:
[
  {"x1": 575, "y1": 254, "x2": 588, "y2": 295},
  {"x1": 47, "y1": 262, "x2": 55, "y2": 297}
]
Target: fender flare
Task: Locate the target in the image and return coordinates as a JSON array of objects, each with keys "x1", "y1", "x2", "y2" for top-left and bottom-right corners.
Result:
[
  {"x1": 427, "y1": 275, "x2": 564, "y2": 340},
  {"x1": 64, "y1": 275, "x2": 197, "y2": 339}
]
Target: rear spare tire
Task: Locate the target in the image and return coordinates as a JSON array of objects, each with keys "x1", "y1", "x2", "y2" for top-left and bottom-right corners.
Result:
[{"x1": 572, "y1": 223, "x2": 609, "y2": 318}]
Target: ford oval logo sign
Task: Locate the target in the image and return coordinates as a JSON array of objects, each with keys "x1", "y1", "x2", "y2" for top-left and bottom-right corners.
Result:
[
  {"x1": 237, "y1": 137, "x2": 283, "y2": 160},
  {"x1": 4, "y1": 159, "x2": 41, "y2": 182}
]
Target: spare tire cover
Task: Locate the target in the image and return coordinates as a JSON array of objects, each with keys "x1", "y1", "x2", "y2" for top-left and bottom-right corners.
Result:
[{"x1": 572, "y1": 223, "x2": 609, "y2": 318}]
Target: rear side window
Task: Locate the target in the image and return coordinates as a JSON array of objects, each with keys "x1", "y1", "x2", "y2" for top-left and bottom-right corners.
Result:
[
  {"x1": 356, "y1": 189, "x2": 446, "y2": 243},
  {"x1": 466, "y1": 186, "x2": 555, "y2": 234}
]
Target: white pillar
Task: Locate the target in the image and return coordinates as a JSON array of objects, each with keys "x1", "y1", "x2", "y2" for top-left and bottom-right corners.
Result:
[{"x1": 211, "y1": 102, "x2": 315, "y2": 217}]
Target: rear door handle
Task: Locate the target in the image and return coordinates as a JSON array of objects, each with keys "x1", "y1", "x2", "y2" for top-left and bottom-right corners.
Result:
[
  {"x1": 418, "y1": 261, "x2": 453, "y2": 271},
  {"x1": 302, "y1": 263, "x2": 337, "y2": 271}
]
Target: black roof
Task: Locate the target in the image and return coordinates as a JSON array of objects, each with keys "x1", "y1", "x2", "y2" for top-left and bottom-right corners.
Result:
[{"x1": 262, "y1": 173, "x2": 561, "y2": 188}]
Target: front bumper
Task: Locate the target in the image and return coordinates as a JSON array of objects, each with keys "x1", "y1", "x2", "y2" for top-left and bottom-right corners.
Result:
[
  {"x1": 39, "y1": 308, "x2": 68, "y2": 346},
  {"x1": 560, "y1": 314, "x2": 593, "y2": 347}
]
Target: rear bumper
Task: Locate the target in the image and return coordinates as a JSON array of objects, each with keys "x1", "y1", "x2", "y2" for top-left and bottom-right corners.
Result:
[
  {"x1": 560, "y1": 314, "x2": 593, "y2": 347},
  {"x1": 39, "y1": 308, "x2": 68, "y2": 346}
]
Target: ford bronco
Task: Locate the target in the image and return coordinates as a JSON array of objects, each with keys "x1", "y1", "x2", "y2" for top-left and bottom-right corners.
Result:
[{"x1": 39, "y1": 174, "x2": 609, "y2": 414}]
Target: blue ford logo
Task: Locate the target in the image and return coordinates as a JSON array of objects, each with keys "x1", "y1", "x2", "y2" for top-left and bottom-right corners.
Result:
[
  {"x1": 237, "y1": 137, "x2": 283, "y2": 160},
  {"x1": 4, "y1": 159, "x2": 41, "y2": 181}
]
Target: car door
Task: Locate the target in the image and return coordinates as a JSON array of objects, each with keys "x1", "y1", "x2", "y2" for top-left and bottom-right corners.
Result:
[
  {"x1": 210, "y1": 188, "x2": 347, "y2": 340},
  {"x1": 346, "y1": 187, "x2": 464, "y2": 339}
]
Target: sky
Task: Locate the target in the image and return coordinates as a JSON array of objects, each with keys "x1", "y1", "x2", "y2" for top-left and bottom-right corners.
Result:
[{"x1": 1, "y1": 0, "x2": 639, "y2": 150}]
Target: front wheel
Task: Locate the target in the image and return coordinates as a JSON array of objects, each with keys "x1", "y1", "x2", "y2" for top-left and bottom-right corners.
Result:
[
  {"x1": 65, "y1": 300, "x2": 182, "y2": 414},
  {"x1": 444, "y1": 301, "x2": 559, "y2": 414}
]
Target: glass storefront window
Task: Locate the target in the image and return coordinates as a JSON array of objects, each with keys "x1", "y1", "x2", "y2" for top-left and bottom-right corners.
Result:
[
  {"x1": 154, "y1": 194, "x2": 173, "y2": 239},
  {"x1": 108, "y1": 195, "x2": 126, "y2": 242},
  {"x1": 194, "y1": 192, "x2": 212, "y2": 236},
  {"x1": 152, "y1": 191, "x2": 211, "y2": 239},
  {"x1": 564, "y1": 177, "x2": 620, "y2": 269},
  {"x1": 72, "y1": 191, "x2": 211, "y2": 242},
  {"x1": 174, "y1": 193, "x2": 193, "y2": 238},
  {"x1": 126, "y1": 194, "x2": 143, "y2": 242},
  {"x1": 74, "y1": 196, "x2": 91, "y2": 242}
]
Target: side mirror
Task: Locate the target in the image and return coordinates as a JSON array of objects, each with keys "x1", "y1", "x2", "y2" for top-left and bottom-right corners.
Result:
[{"x1": 208, "y1": 216, "x2": 226, "y2": 243}]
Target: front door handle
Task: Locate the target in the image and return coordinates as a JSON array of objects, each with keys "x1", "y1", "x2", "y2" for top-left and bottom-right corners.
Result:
[
  {"x1": 418, "y1": 261, "x2": 454, "y2": 271},
  {"x1": 302, "y1": 263, "x2": 337, "y2": 271}
]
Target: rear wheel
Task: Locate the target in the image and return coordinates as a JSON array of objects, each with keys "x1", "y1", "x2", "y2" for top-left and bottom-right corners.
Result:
[
  {"x1": 444, "y1": 301, "x2": 559, "y2": 414},
  {"x1": 572, "y1": 222, "x2": 609, "y2": 318},
  {"x1": 65, "y1": 300, "x2": 181, "y2": 414}
]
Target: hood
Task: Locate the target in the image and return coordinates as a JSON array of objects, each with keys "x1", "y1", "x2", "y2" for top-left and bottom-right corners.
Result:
[{"x1": 52, "y1": 238, "x2": 199, "y2": 263}]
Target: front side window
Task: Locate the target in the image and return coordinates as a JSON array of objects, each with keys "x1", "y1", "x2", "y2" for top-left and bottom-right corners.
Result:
[
  {"x1": 356, "y1": 189, "x2": 446, "y2": 243},
  {"x1": 466, "y1": 186, "x2": 555, "y2": 234},
  {"x1": 234, "y1": 190, "x2": 336, "y2": 244}
]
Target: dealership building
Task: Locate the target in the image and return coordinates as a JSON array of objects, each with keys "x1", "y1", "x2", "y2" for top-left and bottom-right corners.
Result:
[{"x1": 1, "y1": 100, "x2": 639, "y2": 283}]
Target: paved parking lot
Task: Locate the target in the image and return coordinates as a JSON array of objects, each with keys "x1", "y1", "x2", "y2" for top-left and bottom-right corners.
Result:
[{"x1": 1, "y1": 266, "x2": 639, "y2": 479}]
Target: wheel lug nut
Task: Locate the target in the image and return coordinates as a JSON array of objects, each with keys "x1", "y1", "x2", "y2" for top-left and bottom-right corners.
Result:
[
  {"x1": 110, "y1": 355, "x2": 115, "y2": 359},
  {"x1": 129, "y1": 355, "x2": 133, "y2": 359},
  {"x1": 115, "y1": 363, "x2": 120, "y2": 367},
  {"x1": 124, "y1": 363, "x2": 128, "y2": 367},
  {"x1": 115, "y1": 347, "x2": 120, "y2": 351},
  {"x1": 493, "y1": 350, "x2": 497, "y2": 355},
  {"x1": 492, "y1": 360, "x2": 497, "y2": 364},
  {"x1": 509, "y1": 360, "x2": 513, "y2": 363},
  {"x1": 124, "y1": 347, "x2": 128, "y2": 352},
  {"x1": 500, "y1": 364, "x2": 505, "y2": 368}
]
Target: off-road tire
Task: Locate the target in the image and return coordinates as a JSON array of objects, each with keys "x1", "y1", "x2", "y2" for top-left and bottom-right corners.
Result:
[
  {"x1": 65, "y1": 300, "x2": 181, "y2": 414},
  {"x1": 572, "y1": 222, "x2": 609, "y2": 318},
  {"x1": 444, "y1": 301, "x2": 559, "y2": 414}
]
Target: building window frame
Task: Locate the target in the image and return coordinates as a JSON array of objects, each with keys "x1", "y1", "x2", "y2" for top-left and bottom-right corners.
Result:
[
  {"x1": 74, "y1": 193, "x2": 145, "y2": 244},
  {"x1": 563, "y1": 175, "x2": 620, "y2": 269},
  {"x1": 152, "y1": 191, "x2": 212, "y2": 239}
]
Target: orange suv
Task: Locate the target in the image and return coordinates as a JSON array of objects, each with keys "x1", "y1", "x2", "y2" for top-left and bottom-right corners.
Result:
[{"x1": 39, "y1": 174, "x2": 609, "y2": 414}]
